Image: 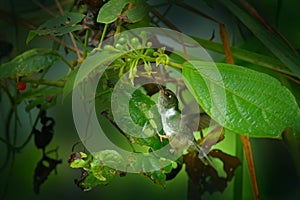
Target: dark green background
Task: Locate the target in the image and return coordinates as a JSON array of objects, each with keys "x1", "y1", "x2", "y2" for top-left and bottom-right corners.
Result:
[{"x1": 1, "y1": 0, "x2": 300, "y2": 199}]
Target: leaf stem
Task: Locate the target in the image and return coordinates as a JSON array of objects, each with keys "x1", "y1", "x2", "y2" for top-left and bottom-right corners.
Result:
[
  {"x1": 98, "y1": 23, "x2": 109, "y2": 49},
  {"x1": 84, "y1": 29, "x2": 90, "y2": 58},
  {"x1": 168, "y1": 61, "x2": 183, "y2": 69}
]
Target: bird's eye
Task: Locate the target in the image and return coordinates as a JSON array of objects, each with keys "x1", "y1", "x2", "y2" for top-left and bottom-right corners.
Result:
[{"x1": 164, "y1": 91, "x2": 172, "y2": 98}]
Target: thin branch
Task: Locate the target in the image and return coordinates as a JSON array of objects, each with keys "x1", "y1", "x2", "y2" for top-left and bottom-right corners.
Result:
[
  {"x1": 55, "y1": 0, "x2": 65, "y2": 16},
  {"x1": 69, "y1": 32, "x2": 82, "y2": 59},
  {"x1": 46, "y1": 35, "x2": 84, "y2": 56},
  {"x1": 32, "y1": 0, "x2": 58, "y2": 17},
  {"x1": 150, "y1": 8, "x2": 180, "y2": 32},
  {"x1": 176, "y1": 2, "x2": 221, "y2": 24},
  {"x1": 0, "y1": 81, "x2": 15, "y2": 170},
  {"x1": 150, "y1": 8, "x2": 189, "y2": 59},
  {"x1": 55, "y1": 0, "x2": 82, "y2": 59}
]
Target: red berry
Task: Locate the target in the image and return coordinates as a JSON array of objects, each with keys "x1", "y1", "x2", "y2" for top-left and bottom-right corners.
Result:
[{"x1": 17, "y1": 81, "x2": 26, "y2": 90}]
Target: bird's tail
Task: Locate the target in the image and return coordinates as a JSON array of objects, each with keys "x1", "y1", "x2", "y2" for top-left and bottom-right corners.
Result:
[{"x1": 193, "y1": 139, "x2": 215, "y2": 167}]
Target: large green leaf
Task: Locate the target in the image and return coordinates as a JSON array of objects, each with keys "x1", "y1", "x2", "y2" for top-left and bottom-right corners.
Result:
[
  {"x1": 183, "y1": 61, "x2": 300, "y2": 138},
  {"x1": 26, "y1": 12, "x2": 84, "y2": 43},
  {"x1": 0, "y1": 48, "x2": 61, "y2": 78}
]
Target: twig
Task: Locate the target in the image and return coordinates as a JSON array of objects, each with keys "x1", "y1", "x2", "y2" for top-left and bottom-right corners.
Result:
[
  {"x1": 150, "y1": 8, "x2": 189, "y2": 59},
  {"x1": 46, "y1": 35, "x2": 84, "y2": 56},
  {"x1": 150, "y1": 8, "x2": 180, "y2": 32},
  {"x1": 176, "y1": 2, "x2": 220, "y2": 24},
  {"x1": 55, "y1": 0, "x2": 82, "y2": 60},
  {"x1": 69, "y1": 32, "x2": 82, "y2": 59},
  {"x1": 55, "y1": 0, "x2": 64, "y2": 16},
  {"x1": 32, "y1": 0, "x2": 58, "y2": 17}
]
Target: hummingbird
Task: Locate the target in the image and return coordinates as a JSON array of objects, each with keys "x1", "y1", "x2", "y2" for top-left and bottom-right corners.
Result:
[
  {"x1": 157, "y1": 87, "x2": 208, "y2": 158},
  {"x1": 157, "y1": 88, "x2": 191, "y2": 153}
]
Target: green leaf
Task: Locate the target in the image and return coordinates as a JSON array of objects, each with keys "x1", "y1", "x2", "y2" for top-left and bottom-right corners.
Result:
[
  {"x1": 69, "y1": 152, "x2": 119, "y2": 191},
  {"x1": 18, "y1": 86, "x2": 61, "y2": 102},
  {"x1": 74, "y1": 50, "x2": 123, "y2": 87},
  {"x1": 22, "y1": 86, "x2": 62, "y2": 111},
  {"x1": 183, "y1": 61, "x2": 300, "y2": 138},
  {"x1": 128, "y1": 89, "x2": 168, "y2": 150},
  {"x1": 70, "y1": 158, "x2": 87, "y2": 168},
  {"x1": 77, "y1": 165, "x2": 117, "y2": 191},
  {"x1": 62, "y1": 67, "x2": 78, "y2": 101},
  {"x1": 124, "y1": 15, "x2": 151, "y2": 29},
  {"x1": 129, "y1": 89, "x2": 156, "y2": 126},
  {"x1": 126, "y1": 0, "x2": 149, "y2": 23},
  {"x1": 141, "y1": 160, "x2": 177, "y2": 188},
  {"x1": 97, "y1": 0, "x2": 131, "y2": 23},
  {"x1": 90, "y1": 160, "x2": 112, "y2": 181},
  {"x1": 26, "y1": 12, "x2": 84, "y2": 43},
  {"x1": 0, "y1": 48, "x2": 61, "y2": 78},
  {"x1": 129, "y1": 154, "x2": 173, "y2": 171},
  {"x1": 147, "y1": 170, "x2": 167, "y2": 187},
  {"x1": 93, "y1": 150, "x2": 126, "y2": 170},
  {"x1": 97, "y1": 0, "x2": 148, "y2": 24},
  {"x1": 218, "y1": 0, "x2": 300, "y2": 79},
  {"x1": 26, "y1": 31, "x2": 37, "y2": 45}
]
